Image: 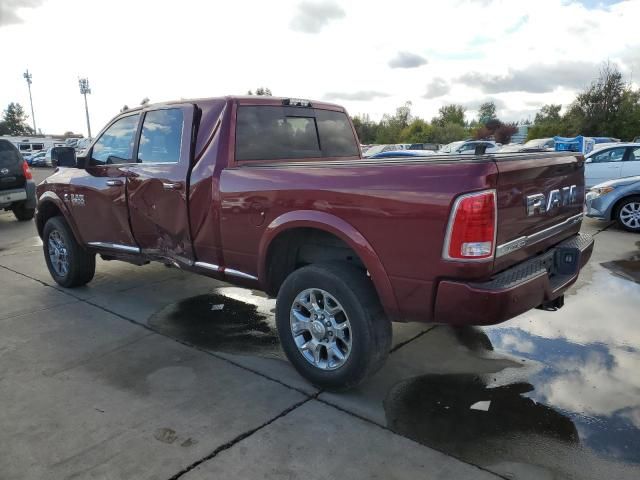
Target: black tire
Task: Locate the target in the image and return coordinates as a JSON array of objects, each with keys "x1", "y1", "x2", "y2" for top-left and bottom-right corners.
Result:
[
  {"x1": 12, "y1": 202, "x2": 35, "y2": 221},
  {"x1": 276, "y1": 262, "x2": 391, "y2": 391},
  {"x1": 615, "y1": 196, "x2": 640, "y2": 233},
  {"x1": 42, "y1": 216, "x2": 96, "y2": 287}
]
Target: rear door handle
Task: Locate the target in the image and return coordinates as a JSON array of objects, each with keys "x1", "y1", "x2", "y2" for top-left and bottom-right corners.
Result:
[
  {"x1": 106, "y1": 179, "x2": 123, "y2": 186},
  {"x1": 162, "y1": 182, "x2": 182, "y2": 191}
]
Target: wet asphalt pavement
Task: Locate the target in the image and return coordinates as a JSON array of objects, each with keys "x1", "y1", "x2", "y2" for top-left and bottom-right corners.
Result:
[
  {"x1": 139, "y1": 221, "x2": 640, "y2": 478},
  {"x1": 1, "y1": 167, "x2": 639, "y2": 479}
]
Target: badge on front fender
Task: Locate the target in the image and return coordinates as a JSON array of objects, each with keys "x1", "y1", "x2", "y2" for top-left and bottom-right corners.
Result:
[{"x1": 63, "y1": 193, "x2": 85, "y2": 206}]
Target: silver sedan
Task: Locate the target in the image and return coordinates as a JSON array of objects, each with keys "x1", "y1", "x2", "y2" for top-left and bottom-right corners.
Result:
[{"x1": 586, "y1": 175, "x2": 640, "y2": 232}]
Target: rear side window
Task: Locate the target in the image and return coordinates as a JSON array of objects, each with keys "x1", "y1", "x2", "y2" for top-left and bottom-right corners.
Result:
[
  {"x1": 235, "y1": 106, "x2": 358, "y2": 161},
  {"x1": 316, "y1": 109, "x2": 359, "y2": 157},
  {"x1": 137, "y1": 109, "x2": 184, "y2": 163}
]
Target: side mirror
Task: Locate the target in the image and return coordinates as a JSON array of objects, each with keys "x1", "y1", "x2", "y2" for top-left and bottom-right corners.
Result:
[
  {"x1": 585, "y1": 158, "x2": 592, "y2": 163},
  {"x1": 51, "y1": 147, "x2": 78, "y2": 168}
]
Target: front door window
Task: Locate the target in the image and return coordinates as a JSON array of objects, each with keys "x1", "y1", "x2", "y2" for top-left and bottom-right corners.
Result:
[{"x1": 91, "y1": 114, "x2": 140, "y2": 165}]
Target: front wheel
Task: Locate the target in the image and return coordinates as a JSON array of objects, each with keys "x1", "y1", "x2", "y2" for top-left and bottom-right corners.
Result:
[
  {"x1": 616, "y1": 196, "x2": 640, "y2": 233},
  {"x1": 43, "y1": 216, "x2": 96, "y2": 287},
  {"x1": 276, "y1": 262, "x2": 391, "y2": 391}
]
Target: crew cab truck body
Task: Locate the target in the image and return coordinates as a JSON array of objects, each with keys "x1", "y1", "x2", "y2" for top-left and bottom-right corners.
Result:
[{"x1": 35, "y1": 96, "x2": 593, "y2": 389}]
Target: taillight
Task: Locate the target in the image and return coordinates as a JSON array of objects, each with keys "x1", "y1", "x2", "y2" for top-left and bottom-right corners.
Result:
[
  {"x1": 443, "y1": 190, "x2": 496, "y2": 261},
  {"x1": 23, "y1": 161, "x2": 33, "y2": 180}
]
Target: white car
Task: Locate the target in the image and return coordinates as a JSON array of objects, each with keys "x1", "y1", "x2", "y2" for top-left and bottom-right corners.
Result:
[
  {"x1": 585, "y1": 143, "x2": 640, "y2": 187},
  {"x1": 439, "y1": 140, "x2": 500, "y2": 154}
]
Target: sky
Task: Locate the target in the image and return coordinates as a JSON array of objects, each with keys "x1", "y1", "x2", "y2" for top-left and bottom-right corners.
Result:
[{"x1": 0, "y1": 0, "x2": 639, "y2": 137}]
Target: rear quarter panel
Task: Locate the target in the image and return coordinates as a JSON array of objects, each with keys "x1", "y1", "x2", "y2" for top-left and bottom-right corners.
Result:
[{"x1": 219, "y1": 158, "x2": 499, "y2": 321}]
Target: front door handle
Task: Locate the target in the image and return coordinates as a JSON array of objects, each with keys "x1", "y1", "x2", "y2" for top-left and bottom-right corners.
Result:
[
  {"x1": 162, "y1": 182, "x2": 182, "y2": 191},
  {"x1": 106, "y1": 179, "x2": 123, "y2": 186}
]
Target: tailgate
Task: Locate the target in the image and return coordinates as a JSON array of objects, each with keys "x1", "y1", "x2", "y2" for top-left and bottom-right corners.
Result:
[{"x1": 493, "y1": 152, "x2": 585, "y2": 271}]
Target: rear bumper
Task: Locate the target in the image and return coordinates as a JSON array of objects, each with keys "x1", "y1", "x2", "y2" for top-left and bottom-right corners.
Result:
[
  {"x1": 0, "y1": 181, "x2": 36, "y2": 209},
  {"x1": 433, "y1": 232, "x2": 594, "y2": 325}
]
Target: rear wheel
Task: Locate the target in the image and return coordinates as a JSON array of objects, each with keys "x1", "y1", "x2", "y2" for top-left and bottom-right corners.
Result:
[
  {"x1": 43, "y1": 216, "x2": 96, "y2": 287},
  {"x1": 276, "y1": 262, "x2": 391, "y2": 391},
  {"x1": 616, "y1": 196, "x2": 640, "y2": 233},
  {"x1": 12, "y1": 202, "x2": 35, "y2": 221}
]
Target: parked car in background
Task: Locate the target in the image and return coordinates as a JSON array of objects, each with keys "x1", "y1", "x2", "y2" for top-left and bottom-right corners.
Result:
[
  {"x1": 362, "y1": 144, "x2": 404, "y2": 157},
  {"x1": 28, "y1": 151, "x2": 46, "y2": 166},
  {"x1": 0, "y1": 139, "x2": 36, "y2": 221},
  {"x1": 438, "y1": 140, "x2": 465, "y2": 153},
  {"x1": 584, "y1": 143, "x2": 640, "y2": 187},
  {"x1": 592, "y1": 142, "x2": 621, "y2": 152},
  {"x1": 593, "y1": 137, "x2": 621, "y2": 144},
  {"x1": 586, "y1": 176, "x2": 640, "y2": 232},
  {"x1": 500, "y1": 137, "x2": 555, "y2": 153},
  {"x1": 409, "y1": 143, "x2": 441, "y2": 151},
  {"x1": 440, "y1": 140, "x2": 500, "y2": 154},
  {"x1": 367, "y1": 149, "x2": 436, "y2": 159}
]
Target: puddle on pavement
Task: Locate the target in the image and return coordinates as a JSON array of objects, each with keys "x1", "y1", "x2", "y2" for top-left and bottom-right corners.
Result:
[
  {"x1": 383, "y1": 267, "x2": 640, "y2": 479},
  {"x1": 148, "y1": 292, "x2": 282, "y2": 357},
  {"x1": 601, "y1": 256, "x2": 640, "y2": 284}
]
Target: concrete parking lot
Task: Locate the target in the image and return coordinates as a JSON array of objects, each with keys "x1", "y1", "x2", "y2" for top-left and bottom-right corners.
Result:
[{"x1": 1, "y1": 168, "x2": 639, "y2": 479}]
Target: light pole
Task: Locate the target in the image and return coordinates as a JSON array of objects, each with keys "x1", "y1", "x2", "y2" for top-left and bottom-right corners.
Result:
[
  {"x1": 23, "y1": 69, "x2": 37, "y2": 134},
  {"x1": 78, "y1": 78, "x2": 92, "y2": 139}
]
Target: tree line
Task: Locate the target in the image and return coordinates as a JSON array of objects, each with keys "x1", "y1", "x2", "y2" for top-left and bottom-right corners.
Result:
[
  {"x1": 352, "y1": 101, "x2": 518, "y2": 145},
  {"x1": 352, "y1": 63, "x2": 640, "y2": 145}
]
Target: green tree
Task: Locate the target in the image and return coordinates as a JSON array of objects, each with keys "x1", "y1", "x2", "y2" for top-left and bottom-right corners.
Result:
[
  {"x1": 399, "y1": 119, "x2": 433, "y2": 143},
  {"x1": 351, "y1": 114, "x2": 378, "y2": 144},
  {"x1": 249, "y1": 87, "x2": 273, "y2": 96},
  {"x1": 375, "y1": 101, "x2": 413, "y2": 143},
  {"x1": 611, "y1": 89, "x2": 640, "y2": 140},
  {"x1": 432, "y1": 104, "x2": 466, "y2": 127},
  {"x1": 527, "y1": 104, "x2": 569, "y2": 140},
  {"x1": 572, "y1": 62, "x2": 624, "y2": 136},
  {"x1": 478, "y1": 101, "x2": 497, "y2": 124},
  {"x1": 431, "y1": 122, "x2": 468, "y2": 144},
  {"x1": 0, "y1": 103, "x2": 34, "y2": 135}
]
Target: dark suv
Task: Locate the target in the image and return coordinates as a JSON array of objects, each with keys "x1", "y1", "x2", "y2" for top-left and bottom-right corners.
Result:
[{"x1": 0, "y1": 139, "x2": 36, "y2": 221}]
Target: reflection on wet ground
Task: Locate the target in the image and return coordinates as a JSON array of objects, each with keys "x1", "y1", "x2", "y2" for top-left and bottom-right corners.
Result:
[
  {"x1": 601, "y1": 254, "x2": 640, "y2": 283},
  {"x1": 145, "y1": 235, "x2": 640, "y2": 479},
  {"x1": 148, "y1": 291, "x2": 281, "y2": 357}
]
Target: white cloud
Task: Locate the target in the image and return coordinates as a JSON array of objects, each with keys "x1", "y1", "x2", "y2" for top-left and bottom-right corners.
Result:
[
  {"x1": 289, "y1": 1, "x2": 345, "y2": 33},
  {"x1": 0, "y1": 0, "x2": 43, "y2": 26},
  {"x1": 457, "y1": 62, "x2": 600, "y2": 93},
  {"x1": 423, "y1": 78, "x2": 450, "y2": 99},
  {"x1": 388, "y1": 51, "x2": 428, "y2": 69},
  {"x1": 323, "y1": 90, "x2": 390, "y2": 101}
]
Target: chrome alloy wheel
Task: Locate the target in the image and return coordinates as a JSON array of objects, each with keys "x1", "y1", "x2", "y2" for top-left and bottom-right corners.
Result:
[
  {"x1": 290, "y1": 288, "x2": 352, "y2": 371},
  {"x1": 620, "y1": 202, "x2": 640, "y2": 230},
  {"x1": 48, "y1": 230, "x2": 69, "y2": 277}
]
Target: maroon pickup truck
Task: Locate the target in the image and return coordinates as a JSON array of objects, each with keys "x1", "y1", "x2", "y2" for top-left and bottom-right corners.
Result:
[{"x1": 36, "y1": 96, "x2": 593, "y2": 389}]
